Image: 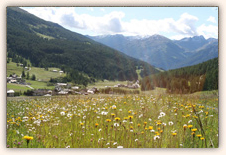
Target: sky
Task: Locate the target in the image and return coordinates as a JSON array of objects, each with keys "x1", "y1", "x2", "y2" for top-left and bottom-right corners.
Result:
[{"x1": 21, "y1": 7, "x2": 218, "y2": 40}]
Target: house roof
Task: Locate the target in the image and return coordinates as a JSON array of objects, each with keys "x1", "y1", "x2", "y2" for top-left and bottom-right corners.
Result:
[{"x1": 7, "y1": 90, "x2": 15, "y2": 93}]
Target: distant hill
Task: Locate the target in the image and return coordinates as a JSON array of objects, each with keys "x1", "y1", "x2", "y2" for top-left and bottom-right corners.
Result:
[
  {"x1": 173, "y1": 40, "x2": 218, "y2": 69},
  {"x1": 7, "y1": 7, "x2": 159, "y2": 85},
  {"x1": 89, "y1": 34, "x2": 187, "y2": 70},
  {"x1": 88, "y1": 34, "x2": 218, "y2": 70},
  {"x1": 173, "y1": 35, "x2": 208, "y2": 52}
]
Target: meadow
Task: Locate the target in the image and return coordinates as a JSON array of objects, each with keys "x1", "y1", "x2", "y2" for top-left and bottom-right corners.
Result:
[{"x1": 6, "y1": 91, "x2": 218, "y2": 148}]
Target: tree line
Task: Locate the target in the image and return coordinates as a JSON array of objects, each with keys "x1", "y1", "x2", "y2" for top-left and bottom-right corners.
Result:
[{"x1": 140, "y1": 58, "x2": 218, "y2": 93}]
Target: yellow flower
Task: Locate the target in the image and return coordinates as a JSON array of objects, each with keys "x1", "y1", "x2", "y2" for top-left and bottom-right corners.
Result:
[
  {"x1": 196, "y1": 134, "x2": 202, "y2": 138},
  {"x1": 23, "y1": 136, "x2": 34, "y2": 140},
  {"x1": 144, "y1": 122, "x2": 147, "y2": 125},
  {"x1": 193, "y1": 116, "x2": 198, "y2": 119},
  {"x1": 141, "y1": 131, "x2": 144, "y2": 134},
  {"x1": 111, "y1": 113, "x2": 116, "y2": 117},
  {"x1": 115, "y1": 117, "x2": 120, "y2": 121},
  {"x1": 145, "y1": 127, "x2": 148, "y2": 130},
  {"x1": 95, "y1": 123, "x2": 99, "y2": 127},
  {"x1": 137, "y1": 124, "x2": 141, "y2": 127},
  {"x1": 130, "y1": 126, "x2": 133, "y2": 130},
  {"x1": 106, "y1": 119, "x2": 111, "y2": 122},
  {"x1": 148, "y1": 126, "x2": 153, "y2": 130},
  {"x1": 155, "y1": 132, "x2": 160, "y2": 135},
  {"x1": 128, "y1": 116, "x2": 133, "y2": 119},
  {"x1": 172, "y1": 133, "x2": 177, "y2": 136},
  {"x1": 124, "y1": 117, "x2": 128, "y2": 120},
  {"x1": 157, "y1": 121, "x2": 162, "y2": 125},
  {"x1": 80, "y1": 123, "x2": 84, "y2": 126},
  {"x1": 188, "y1": 125, "x2": 193, "y2": 129},
  {"x1": 191, "y1": 128, "x2": 197, "y2": 132},
  {"x1": 186, "y1": 114, "x2": 190, "y2": 118},
  {"x1": 128, "y1": 111, "x2": 132, "y2": 114},
  {"x1": 200, "y1": 137, "x2": 205, "y2": 140}
]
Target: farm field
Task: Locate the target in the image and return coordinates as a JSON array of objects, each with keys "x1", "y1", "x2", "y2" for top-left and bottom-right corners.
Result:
[
  {"x1": 7, "y1": 61, "x2": 65, "y2": 92},
  {"x1": 7, "y1": 80, "x2": 55, "y2": 93},
  {"x1": 7, "y1": 61, "x2": 66, "y2": 82},
  {"x1": 6, "y1": 92, "x2": 218, "y2": 148},
  {"x1": 7, "y1": 83, "x2": 30, "y2": 92},
  {"x1": 88, "y1": 80, "x2": 128, "y2": 89}
]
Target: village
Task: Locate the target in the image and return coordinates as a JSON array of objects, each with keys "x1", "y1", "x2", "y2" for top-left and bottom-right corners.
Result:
[{"x1": 7, "y1": 72, "x2": 140, "y2": 97}]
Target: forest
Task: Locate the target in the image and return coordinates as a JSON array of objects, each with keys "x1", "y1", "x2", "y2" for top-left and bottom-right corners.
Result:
[
  {"x1": 140, "y1": 58, "x2": 218, "y2": 93},
  {"x1": 7, "y1": 7, "x2": 158, "y2": 86}
]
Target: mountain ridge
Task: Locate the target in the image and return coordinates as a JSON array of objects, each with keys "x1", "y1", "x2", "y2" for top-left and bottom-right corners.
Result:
[
  {"x1": 7, "y1": 7, "x2": 159, "y2": 85},
  {"x1": 88, "y1": 34, "x2": 218, "y2": 70}
]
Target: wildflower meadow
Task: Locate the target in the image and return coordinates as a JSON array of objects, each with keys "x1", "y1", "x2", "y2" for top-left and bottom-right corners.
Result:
[{"x1": 7, "y1": 94, "x2": 218, "y2": 148}]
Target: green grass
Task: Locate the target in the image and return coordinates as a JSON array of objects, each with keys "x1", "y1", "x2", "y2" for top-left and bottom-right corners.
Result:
[
  {"x1": 28, "y1": 67, "x2": 65, "y2": 82},
  {"x1": 7, "y1": 83, "x2": 30, "y2": 92},
  {"x1": 136, "y1": 69, "x2": 142, "y2": 80},
  {"x1": 26, "y1": 80, "x2": 55, "y2": 90},
  {"x1": 7, "y1": 62, "x2": 24, "y2": 77},
  {"x1": 88, "y1": 80, "x2": 128, "y2": 89},
  {"x1": 7, "y1": 61, "x2": 64, "y2": 92},
  {"x1": 6, "y1": 93, "x2": 218, "y2": 148},
  {"x1": 7, "y1": 80, "x2": 55, "y2": 93},
  {"x1": 35, "y1": 32, "x2": 55, "y2": 40},
  {"x1": 7, "y1": 61, "x2": 66, "y2": 82}
]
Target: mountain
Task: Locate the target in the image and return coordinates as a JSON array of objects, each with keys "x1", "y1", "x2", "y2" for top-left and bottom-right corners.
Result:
[
  {"x1": 89, "y1": 34, "x2": 187, "y2": 70},
  {"x1": 89, "y1": 34, "x2": 218, "y2": 70},
  {"x1": 7, "y1": 7, "x2": 159, "y2": 85},
  {"x1": 173, "y1": 35, "x2": 208, "y2": 52},
  {"x1": 173, "y1": 40, "x2": 218, "y2": 69}
]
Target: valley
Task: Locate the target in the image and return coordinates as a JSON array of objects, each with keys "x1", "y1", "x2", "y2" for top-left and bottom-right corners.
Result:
[{"x1": 6, "y1": 7, "x2": 218, "y2": 148}]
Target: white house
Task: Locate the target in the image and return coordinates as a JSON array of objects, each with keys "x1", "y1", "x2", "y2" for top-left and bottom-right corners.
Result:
[
  {"x1": 72, "y1": 86, "x2": 79, "y2": 90},
  {"x1": 7, "y1": 90, "x2": 15, "y2": 97}
]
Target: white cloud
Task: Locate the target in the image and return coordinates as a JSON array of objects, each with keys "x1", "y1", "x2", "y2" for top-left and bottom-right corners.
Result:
[
  {"x1": 170, "y1": 35, "x2": 193, "y2": 40},
  {"x1": 207, "y1": 16, "x2": 217, "y2": 23},
  {"x1": 22, "y1": 7, "x2": 217, "y2": 39},
  {"x1": 197, "y1": 24, "x2": 218, "y2": 39}
]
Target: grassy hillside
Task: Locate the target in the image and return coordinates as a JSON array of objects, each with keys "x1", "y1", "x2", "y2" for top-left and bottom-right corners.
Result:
[
  {"x1": 7, "y1": 61, "x2": 24, "y2": 77},
  {"x1": 7, "y1": 7, "x2": 158, "y2": 85},
  {"x1": 7, "y1": 83, "x2": 30, "y2": 92},
  {"x1": 7, "y1": 61, "x2": 65, "y2": 81},
  {"x1": 7, "y1": 61, "x2": 64, "y2": 92}
]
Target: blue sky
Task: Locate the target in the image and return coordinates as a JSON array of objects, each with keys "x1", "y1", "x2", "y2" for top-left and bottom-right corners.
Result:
[{"x1": 21, "y1": 7, "x2": 218, "y2": 40}]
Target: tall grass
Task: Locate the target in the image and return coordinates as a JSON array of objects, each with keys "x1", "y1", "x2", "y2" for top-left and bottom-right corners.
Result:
[
  {"x1": 99, "y1": 87, "x2": 140, "y2": 95},
  {"x1": 6, "y1": 94, "x2": 218, "y2": 148}
]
